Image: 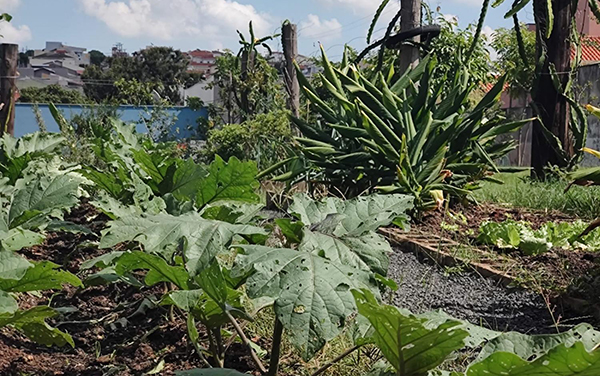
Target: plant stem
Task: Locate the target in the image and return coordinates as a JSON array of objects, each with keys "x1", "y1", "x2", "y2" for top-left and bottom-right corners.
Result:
[
  {"x1": 207, "y1": 328, "x2": 224, "y2": 367},
  {"x1": 213, "y1": 326, "x2": 224, "y2": 361},
  {"x1": 310, "y1": 345, "x2": 362, "y2": 376},
  {"x1": 267, "y1": 317, "x2": 284, "y2": 376},
  {"x1": 225, "y1": 311, "x2": 268, "y2": 374}
]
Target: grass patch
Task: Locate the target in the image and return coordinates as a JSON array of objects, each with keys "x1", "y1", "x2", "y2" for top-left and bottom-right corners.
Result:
[
  {"x1": 246, "y1": 307, "x2": 378, "y2": 376},
  {"x1": 473, "y1": 172, "x2": 600, "y2": 219}
]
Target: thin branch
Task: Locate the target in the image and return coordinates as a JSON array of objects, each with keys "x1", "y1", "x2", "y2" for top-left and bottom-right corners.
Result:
[
  {"x1": 226, "y1": 311, "x2": 268, "y2": 374},
  {"x1": 310, "y1": 345, "x2": 363, "y2": 376}
]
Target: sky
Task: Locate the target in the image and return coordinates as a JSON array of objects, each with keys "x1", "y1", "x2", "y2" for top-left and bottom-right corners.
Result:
[{"x1": 0, "y1": 0, "x2": 534, "y2": 60}]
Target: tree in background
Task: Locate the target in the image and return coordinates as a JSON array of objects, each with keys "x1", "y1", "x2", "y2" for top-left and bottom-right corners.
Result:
[
  {"x1": 89, "y1": 50, "x2": 106, "y2": 66},
  {"x1": 427, "y1": 16, "x2": 492, "y2": 93},
  {"x1": 82, "y1": 46, "x2": 202, "y2": 105},
  {"x1": 19, "y1": 84, "x2": 89, "y2": 104},
  {"x1": 491, "y1": 25, "x2": 536, "y2": 99}
]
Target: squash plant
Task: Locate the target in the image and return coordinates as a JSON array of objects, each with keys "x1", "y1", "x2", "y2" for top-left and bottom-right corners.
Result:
[{"x1": 85, "y1": 190, "x2": 414, "y2": 373}]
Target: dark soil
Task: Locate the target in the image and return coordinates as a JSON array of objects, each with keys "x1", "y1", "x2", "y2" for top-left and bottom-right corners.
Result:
[
  {"x1": 415, "y1": 203, "x2": 575, "y2": 235},
  {"x1": 389, "y1": 249, "x2": 598, "y2": 334},
  {"x1": 0, "y1": 203, "x2": 259, "y2": 376},
  {"x1": 413, "y1": 203, "x2": 600, "y2": 294}
]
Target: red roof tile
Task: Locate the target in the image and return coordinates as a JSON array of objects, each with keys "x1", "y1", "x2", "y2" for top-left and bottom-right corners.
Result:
[{"x1": 576, "y1": 36, "x2": 600, "y2": 62}]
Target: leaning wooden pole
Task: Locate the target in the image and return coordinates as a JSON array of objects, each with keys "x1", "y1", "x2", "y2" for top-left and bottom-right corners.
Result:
[
  {"x1": 282, "y1": 21, "x2": 300, "y2": 117},
  {"x1": 399, "y1": 0, "x2": 421, "y2": 73},
  {"x1": 0, "y1": 43, "x2": 17, "y2": 136}
]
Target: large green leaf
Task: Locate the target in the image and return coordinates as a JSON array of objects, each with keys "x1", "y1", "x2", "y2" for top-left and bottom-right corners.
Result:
[
  {"x1": 300, "y1": 230, "x2": 392, "y2": 276},
  {"x1": 0, "y1": 290, "x2": 17, "y2": 315},
  {"x1": 476, "y1": 324, "x2": 600, "y2": 362},
  {"x1": 0, "y1": 306, "x2": 74, "y2": 347},
  {"x1": 289, "y1": 194, "x2": 412, "y2": 275},
  {"x1": 467, "y1": 342, "x2": 600, "y2": 376},
  {"x1": 234, "y1": 244, "x2": 378, "y2": 360},
  {"x1": 196, "y1": 156, "x2": 260, "y2": 209},
  {"x1": 289, "y1": 194, "x2": 413, "y2": 237},
  {"x1": 0, "y1": 227, "x2": 46, "y2": 251},
  {"x1": 110, "y1": 251, "x2": 189, "y2": 289},
  {"x1": 353, "y1": 289, "x2": 468, "y2": 376},
  {"x1": 0, "y1": 261, "x2": 82, "y2": 292},
  {"x1": 8, "y1": 175, "x2": 81, "y2": 229},
  {"x1": 100, "y1": 212, "x2": 266, "y2": 275},
  {"x1": 0, "y1": 250, "x2": 32, "y2": 280}
]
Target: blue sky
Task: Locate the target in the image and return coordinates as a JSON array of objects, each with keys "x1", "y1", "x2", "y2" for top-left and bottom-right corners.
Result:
[{"x1": 0, "y1": 0, "x2": 532, "y2": 59}]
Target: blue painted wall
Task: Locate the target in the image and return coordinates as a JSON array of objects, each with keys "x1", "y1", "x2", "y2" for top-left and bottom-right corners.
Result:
[{"x1": 14, "y1": 103, "x2": 208, "y2": 139}]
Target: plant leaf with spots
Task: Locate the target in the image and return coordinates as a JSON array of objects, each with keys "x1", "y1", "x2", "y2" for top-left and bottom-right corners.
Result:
[
  {"x1": 99, "y1": 211, "x2": 265, "y2": 275},
  {"x1": 234, "y1": 244, "x2": 379, "y2": 360}
]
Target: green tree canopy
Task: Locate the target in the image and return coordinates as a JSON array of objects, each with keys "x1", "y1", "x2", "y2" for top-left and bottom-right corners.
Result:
[
  {"x1": 82, "y1": 46, "x2": 203, "y2": 105},
  {"x1": 19, "y1": 85, "x2": 89, "y2": 104},
  {"x1": 491, "y1": 25, "x2": 536, "y2": 98}
]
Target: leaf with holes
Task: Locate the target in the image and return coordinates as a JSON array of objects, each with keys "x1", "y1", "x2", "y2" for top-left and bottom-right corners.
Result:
[{"x1": 234, "y1": 244, "x2": 378, "y2": 360}]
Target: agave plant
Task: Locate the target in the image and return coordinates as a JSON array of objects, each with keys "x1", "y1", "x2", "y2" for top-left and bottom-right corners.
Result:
[{"x1": 266, "y1": 47, "x2": 532, "y2": 210}]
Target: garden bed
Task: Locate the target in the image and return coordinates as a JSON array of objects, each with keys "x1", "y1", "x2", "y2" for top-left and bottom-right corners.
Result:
[{"x1": 2, "y1": 202, "x2": 600, "y2": 375}]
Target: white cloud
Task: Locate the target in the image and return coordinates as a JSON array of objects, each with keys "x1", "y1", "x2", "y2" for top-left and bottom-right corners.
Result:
[
  {"x1": 0, "y1": 0, "x2": 32, "y2": 45},
  {"x1": 78, "y1": 0, "x2": 272, "y2": 46},
  {"x1": 300, "y1": 15, "x2": 343, "y2": 42},
  {"x1": 324, "y1": 0, "x2": 378, "y2": 13},
  {"x1": 0, "y1": 0, "x2": 21, "y2": 12},
  {"x1": 450, "y1": 0, "x2": 487, "y2": 5},
  {"x1": 0, "y1": 22, "x2": 31, "y2": 44}
]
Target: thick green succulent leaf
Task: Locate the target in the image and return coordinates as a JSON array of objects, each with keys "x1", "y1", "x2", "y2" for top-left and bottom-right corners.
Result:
[
  {"x1": 196, "y1": 156, "x2": 260, "y2": 209},
  {"x1": 111, "y1": 251, "x2": 189, "y2": 289},
  {"x1": 477, "y1": 323, "x2": 600, "y2": 362},
  {"x1": 353, "y1": 289, "x2": 468, "y2": 376},
  {"x1": 0, "y1": 306, "x2": 74, "y2": 347},
  {"x1": 467, "y1": 342, "x2": 600, "y2": 376},
  {"x1": 0, "y1": 251, "x2": 32, "y2": 280},
  {"x1": 0, "y1": 261, "x2": 82, "y2": 292},
  {"x1": 235, "y1": 244, "x2": 378, "y2": 360},
  {"x1": 100, "y1": 212, "x2": 265, "y2": 275},
  {"x1": 0, "y1": 228, "x2": 45, "y2": 251}
]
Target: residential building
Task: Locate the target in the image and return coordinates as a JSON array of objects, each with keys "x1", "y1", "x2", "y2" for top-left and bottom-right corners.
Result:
[{"x1": 185, "y1": 50, "x2": 223, "y2": 75}]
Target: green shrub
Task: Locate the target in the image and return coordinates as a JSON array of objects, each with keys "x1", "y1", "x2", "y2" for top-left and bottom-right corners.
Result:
[{"x1": 203, "y1": 110, "x2": 292, "y2": 170}]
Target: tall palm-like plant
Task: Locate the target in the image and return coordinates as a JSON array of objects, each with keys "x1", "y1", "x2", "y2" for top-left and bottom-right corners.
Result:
[{"x1": 236, "y1": 21, "x2": 280, "y2": 121}]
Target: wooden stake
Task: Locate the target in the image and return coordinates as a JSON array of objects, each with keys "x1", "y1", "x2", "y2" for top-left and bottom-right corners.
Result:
[
  {"x1": 282, "y1": 21, "x2": 299, "y2": 117},
  {"x1": 0, "y1": 43, "x2": 17, "y2": 136},
  {"x1": 399, "y1": 0, "x2": 421, "y2": 73}
]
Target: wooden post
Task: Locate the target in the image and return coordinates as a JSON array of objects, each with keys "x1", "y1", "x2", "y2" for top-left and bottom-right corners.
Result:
[
  {"x1": 531, "y1": 0, "x2": 573, "y2": 177},
  {"x1": 399, "y1": 0, "x2": 421, "y2": 73},
  {"x1": 0, "y1": 43, "x2": 17, "y2": 136},
  {"x1": 282, "y1": 21, "x2": 299, "y2": 117}
]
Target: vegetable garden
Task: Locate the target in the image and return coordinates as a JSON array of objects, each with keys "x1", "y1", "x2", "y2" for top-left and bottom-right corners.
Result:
[{"x1": 4, "y1": 1, "x2": 600, "y2": 375}]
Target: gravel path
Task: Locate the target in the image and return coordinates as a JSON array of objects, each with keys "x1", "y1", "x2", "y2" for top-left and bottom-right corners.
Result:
[{"x1": 388, "y1": 248, "x2": 593, "y2": 334}]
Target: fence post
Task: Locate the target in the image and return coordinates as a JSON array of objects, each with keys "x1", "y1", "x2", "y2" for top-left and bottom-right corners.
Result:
[
  {"x1": 0, "y1": 43, "x2": 17, "y2": 136},
  {"x1": 282, "y1": 21, "x2": 299, "y2": 118}
]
